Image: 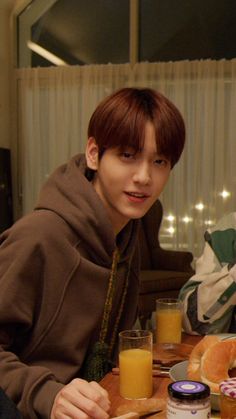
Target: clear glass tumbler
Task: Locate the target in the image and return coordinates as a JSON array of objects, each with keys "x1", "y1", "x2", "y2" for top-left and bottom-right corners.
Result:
[
  {"x1": 156, "y1": 298, "x2": 183, "y2": 344},
  {"x1": 119, "y1": 329, "x2": 153, "y2": 399}
]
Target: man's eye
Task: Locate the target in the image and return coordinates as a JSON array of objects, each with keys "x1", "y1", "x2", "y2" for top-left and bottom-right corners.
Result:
[
  {"x1": 155, "y1": 159, "x2": 168, "y2": 166},
  {"x1": 122, "y1": 152, "x2": 134, "y2": 159}
]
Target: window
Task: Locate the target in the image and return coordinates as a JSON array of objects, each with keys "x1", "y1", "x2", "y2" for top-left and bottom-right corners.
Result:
[
  {"x1": 18, "y1": 0, "x2": 130, "y2": 67},
  {"x1": 139, "y1": 0, "x2": 236, "y2": 62},
  {"x1": 17, "y1": 0, "x2": 236, "y2": 68}
]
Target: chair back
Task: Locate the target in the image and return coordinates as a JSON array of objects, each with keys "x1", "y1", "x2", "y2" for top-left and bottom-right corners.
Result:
[{"x1": 139, "y1": 200, "x2": 163, "y2": 269}]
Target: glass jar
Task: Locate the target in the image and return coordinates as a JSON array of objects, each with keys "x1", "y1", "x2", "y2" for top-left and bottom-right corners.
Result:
[
  {"x1": 220, "y1": 377, "x2": 236, "y2": 418},
  {"x1": 167, "y1": 380, "x2": 211, "y2": 418}
]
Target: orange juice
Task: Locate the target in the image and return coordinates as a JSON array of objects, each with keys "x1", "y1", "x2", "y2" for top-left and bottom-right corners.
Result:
[
  {"x1": 156, "y1": 308, "x2": 182, "y2": 343},
  {"x1": 119, "y1": 348, "x2": 153, "y2": 399}
]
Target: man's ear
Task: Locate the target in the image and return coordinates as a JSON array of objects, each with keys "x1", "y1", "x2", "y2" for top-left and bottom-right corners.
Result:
[{"x1": 85, "y1": 137, "x2": 99, "y2": 170}]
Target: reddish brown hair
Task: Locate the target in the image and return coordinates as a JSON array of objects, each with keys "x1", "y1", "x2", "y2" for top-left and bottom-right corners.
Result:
[{"x1": 88, "y1": 87, "x2": 185, "y2": 168}]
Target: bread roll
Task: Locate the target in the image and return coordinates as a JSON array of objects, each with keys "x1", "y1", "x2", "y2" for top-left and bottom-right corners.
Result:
[
  {"x1": 187, "y1": 335, "x2": 220, "y2": 381},
  {"x1": 187, "y1": 336, "x2": 236, "y2": 393},
  {"x1": 201, "y1": 340, "x2": 236, "y2": 393}
]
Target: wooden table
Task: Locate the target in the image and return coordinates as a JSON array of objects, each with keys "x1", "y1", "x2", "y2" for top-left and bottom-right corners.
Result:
[{"x1": 100, "y1": 334, "x2": 220, "y2": 418}]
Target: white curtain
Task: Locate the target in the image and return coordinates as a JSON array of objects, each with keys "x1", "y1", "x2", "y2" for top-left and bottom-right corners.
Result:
[{"x1": 15, "y1": 59, "x2": 236, "y2": 259}]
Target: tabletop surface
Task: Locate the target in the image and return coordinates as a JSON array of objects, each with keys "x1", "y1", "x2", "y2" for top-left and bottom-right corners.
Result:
[{"x1": 100, "y1": 333, "x2": 220, "y2": 418}]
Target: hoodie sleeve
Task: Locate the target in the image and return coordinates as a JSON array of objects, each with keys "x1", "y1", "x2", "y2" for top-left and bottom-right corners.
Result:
[
  {"x1": 0, "y1": 221, "x2": 69, "y2": 418},
  {"x1": 179, "y1": 241, "x2": 236, "y2": 335}
]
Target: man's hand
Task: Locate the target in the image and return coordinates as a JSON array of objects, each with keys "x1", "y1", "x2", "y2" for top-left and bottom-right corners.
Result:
[{"x1": 51, "y1": 378, "x2": 111, "y2": 418}]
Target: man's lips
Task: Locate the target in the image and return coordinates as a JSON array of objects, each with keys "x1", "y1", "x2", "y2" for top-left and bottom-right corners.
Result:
[{"x1": 125, "y1": 191, "x2": 150, "y2": 200}]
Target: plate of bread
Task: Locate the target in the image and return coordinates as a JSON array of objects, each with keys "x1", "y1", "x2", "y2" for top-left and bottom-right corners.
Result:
[{"x1": 169, "y1": 334, "x2": 236, "y2": 411}]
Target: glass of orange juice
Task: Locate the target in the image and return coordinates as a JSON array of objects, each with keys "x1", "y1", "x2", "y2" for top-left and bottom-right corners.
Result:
[
  {"x1": 156, "y1": 298, "x2": 183, "y2": 344},
  {"x1": 119, "y1": 330, "x2": 153, "y2": 399}
]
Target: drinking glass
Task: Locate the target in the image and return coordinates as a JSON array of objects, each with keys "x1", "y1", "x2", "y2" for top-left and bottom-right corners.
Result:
[
  {"x1": 119, "y1": 329, "x2": 153, "y2": 399},
  {"x1": 156, "y1": 298, "x2": 183, "y2": 344}
]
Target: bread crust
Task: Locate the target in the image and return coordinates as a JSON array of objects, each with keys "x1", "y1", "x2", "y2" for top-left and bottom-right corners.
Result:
[
  {"x1": 187, "y1": 335, "x2": 220, "y2": 381},
  {"x1": 187, "y1": 336, "x2": 236, "y2": 393},
  {"x1": 201, "y1": 340, "x2": 236, "y2": 393}
]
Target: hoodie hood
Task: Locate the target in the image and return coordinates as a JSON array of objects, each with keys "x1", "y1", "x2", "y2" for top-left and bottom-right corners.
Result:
[{"x1": 35, "y1": 154, "x2": 139, "y2": 266}]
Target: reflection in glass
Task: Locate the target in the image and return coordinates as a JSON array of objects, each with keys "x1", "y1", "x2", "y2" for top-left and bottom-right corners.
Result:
[
  {"x1": 18, "y1": 0, "x2": 130, "y2": 68},
  {"x1": 139, "y1": 0, "x2": 236, "y2": 62}
]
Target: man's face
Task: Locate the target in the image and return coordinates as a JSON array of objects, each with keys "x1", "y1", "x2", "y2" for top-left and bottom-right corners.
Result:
[{"x1": 86, "y1": 121, "x2": 171, "y2": 234}]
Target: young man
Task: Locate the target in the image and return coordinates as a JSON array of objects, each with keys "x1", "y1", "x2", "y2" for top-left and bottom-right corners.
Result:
[
  {"x1": 0, "y1": 88, "x2": 185, "y2": 418},
  {"x1": 179, "y1": 212, "x2": 236, "y2": 335}
]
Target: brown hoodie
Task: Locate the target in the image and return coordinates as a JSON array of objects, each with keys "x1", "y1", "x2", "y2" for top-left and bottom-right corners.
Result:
[{"x1": 0, "y1": 154, "x2": 140, "y2": 418}]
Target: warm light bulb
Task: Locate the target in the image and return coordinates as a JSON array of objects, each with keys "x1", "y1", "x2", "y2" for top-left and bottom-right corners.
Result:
[
  {"x1": 166, "y1": 214, "x2": 175, "y2": 222},
  {"x1": 195, "y1": 203, "x2": 204, "y2": 211},
  {"x1": 182, "y1": 216, "x2": 192, "y2": 223},
  {"x1": 219, "y1": 190, "x2": 231, "y2": 199},
  {"x1": 167, "y1": 226, "x2": 175, "y2": 235},
  {"x1": 205, "y1": 219, "x2": 214, "y2": 226}
]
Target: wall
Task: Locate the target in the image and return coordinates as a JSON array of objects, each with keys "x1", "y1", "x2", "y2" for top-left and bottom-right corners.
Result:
[
  {"x1": 0, "y1": 1, "x2": 14, "y2": 149},
  {"x1": 0, "y1": 0, "x2": 30, "y2": 219},
  {"x1": 0, "y1": 0, "x2": 35, "y2": 220}
]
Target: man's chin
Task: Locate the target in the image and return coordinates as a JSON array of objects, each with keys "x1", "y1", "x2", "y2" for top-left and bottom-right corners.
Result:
[
  {"x1": 129, "y1": 208, "x2": 152, "y2": 220},
  {"x1": 117, "y1": 201, "x2": 155, "y2": 222}
]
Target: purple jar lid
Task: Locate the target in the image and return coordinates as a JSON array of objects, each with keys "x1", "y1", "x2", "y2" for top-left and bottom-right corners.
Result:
[
  {"x1": 168, "y1": 381, "x2": 210, "y2": 400},
  {"x1": 220, "y1": 378, "x2": 236, "y2": 398}
]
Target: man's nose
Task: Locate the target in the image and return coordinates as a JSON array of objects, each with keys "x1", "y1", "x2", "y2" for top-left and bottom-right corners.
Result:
[{"x1": 133, "y1": 162, "x2": 151, "y2": 185}]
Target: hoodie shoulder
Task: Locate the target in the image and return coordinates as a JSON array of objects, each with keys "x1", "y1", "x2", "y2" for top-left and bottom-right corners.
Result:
[{"x1": 1, "y1": 209, "x2": 79, "y2": 250}]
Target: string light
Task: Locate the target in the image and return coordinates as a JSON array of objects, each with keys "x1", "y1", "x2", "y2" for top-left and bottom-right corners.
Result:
[
  {"x1": 195, "y1": 202, "x2": 204, "y2": 211},
  {"x1": 219, "y1": 190, "x2": 231, "y2": 199},
  {"x1": 166, "y1": 214, "x2": 175, "y2": 222},
  {"x1": 205, "y1": 219, "x2": 214, "y2": 226},
  {"x1": 182, "y1": 216, "x2": 193, "y2": 223},
  {"x1": 166, "y1": 226, "x2": 175, "y2": 235}
]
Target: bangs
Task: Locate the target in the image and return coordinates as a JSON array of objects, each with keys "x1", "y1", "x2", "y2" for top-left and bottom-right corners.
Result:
[
  {"x1": 152, "y1": 109, "x2": 186, "y2": 167},
  {"x1": 101, "y1": 110, "x2": 148, "y2": 153}
]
